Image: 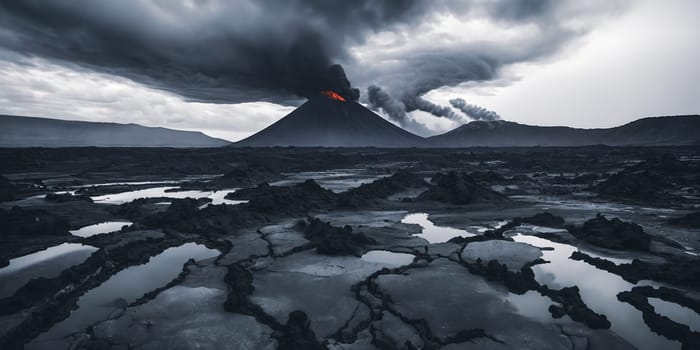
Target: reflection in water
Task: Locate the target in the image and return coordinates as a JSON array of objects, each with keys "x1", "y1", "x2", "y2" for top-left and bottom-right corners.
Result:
[
  {"x1": 0, "y1": 243, "x2": 97, "y2": 298},
  {"x1": 505, "y1": 290, "x2": 560, "y2": 323},
  {"x1": 90, "y1": 186, "x2": 243, "y2": 205},
  {"x1": 70, "y1": 221, "x2": 133, "y2": 238},
  {"x1": 401, "y1": 213, "x2": 476, "y2": 243},
  {"x1": 649, "y1": 298, "x2": 700, "y2": 333},
  {"x1": 361, "y1": 250, "x2": 414, "y2": 267},
  {"x1": 511, "y1": 233, "x2": 680, "y2": 350},
  {"x1": 29, "y1": 243, "x2": 219, "y2": 347}
]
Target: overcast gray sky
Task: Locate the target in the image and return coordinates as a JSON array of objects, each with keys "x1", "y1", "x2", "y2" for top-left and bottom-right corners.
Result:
[{"x1": 0, "y1": 0, "x2": 697, "y2": 141}]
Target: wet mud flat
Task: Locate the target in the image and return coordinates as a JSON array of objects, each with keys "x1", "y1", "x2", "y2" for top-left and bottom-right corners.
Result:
[{"x1": 1, "y1": 146, "x2": 699, "y2": 349}]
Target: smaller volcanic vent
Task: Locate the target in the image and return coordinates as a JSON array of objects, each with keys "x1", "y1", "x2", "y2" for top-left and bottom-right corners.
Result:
[{"x1": 320, "y1": 90, "x2": 346, "y2": 102}]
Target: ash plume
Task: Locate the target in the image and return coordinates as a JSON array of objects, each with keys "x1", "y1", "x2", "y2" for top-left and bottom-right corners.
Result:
[
  {"x1": 449, "y1": 98, "x2": 501, "y2": 121},
  {"x1": 404, "y1": 96, "x2": 467, "y2": 123}
]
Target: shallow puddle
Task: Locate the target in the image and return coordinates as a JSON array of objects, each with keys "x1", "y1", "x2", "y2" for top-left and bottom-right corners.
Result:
[
  {"x1": 0, "y1": 243, "x2": 97, "y2": 298},
  {"x1": 90, "y1": 186, "x2": 242, "y2": 205},
  {"x1": 70, "y1": 221, "x2": 133, "y2": 238},
  {"x1": 648, "y1": 298, "x2": 700, "y2": 333},
  {"x1": 511, "y1": 233, "x2": 681, "y2": 350},
  {"x1": 401, "y1": 213, "x2": 477, "y2": 243},
  {"x1": 28, "y1": 243, "x2": 219, "y2": 347},
  {"x1": 504, "y1": 290, "x2": 560, "y2": 323},
  {"x1": 360, "y1": 250, "x2": 415, "y2": 267}
]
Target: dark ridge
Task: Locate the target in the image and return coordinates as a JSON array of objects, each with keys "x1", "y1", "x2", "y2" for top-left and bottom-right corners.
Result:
[
  {"x1": 0, "y1": 115, "x2": 229, "y2": 148},
  {"x1": 428, "y1": 115, "x2": 700, "y2": 147}
]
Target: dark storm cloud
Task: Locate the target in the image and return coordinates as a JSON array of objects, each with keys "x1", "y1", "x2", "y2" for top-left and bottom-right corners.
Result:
[
  {"x1": 0, "y1": 0, "x2": 429, "y2": 103},
  {"x1": 450, "y1": 98, "x2": 501, "y2": 121},
  {"x1": 0, "y1": 0, "x2": 619, "y2": 110}
]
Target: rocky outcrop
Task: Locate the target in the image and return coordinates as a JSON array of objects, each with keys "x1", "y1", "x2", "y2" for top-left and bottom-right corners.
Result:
[
  {"x1": 223, "y1": 264, "x2": 255, "y2": 313},
  {"x1": 275, "y1": 311, "x2": 325, "y2": 350},
  {"x1": 417, "y1": 172, "x2": 506, "y2": 205},
  {"x1": 594, "y1": 154, "x2": 699, "y2": 205},
  {"x1": 543, "y1": 286, "x2": 611, "y2": 329},
  {"x1": 337, "y1": 170, "x2": 427, "y2": 207},
  {"x1": 228, "y1": 180, "x2": 336, "y2": 215},
  {"x1": 595, "y1": 171, "x2": 671, "y2": 202},
  {"x1": 301, "y1": 218, "x2": 376, "y2": 256},
  {"x1": 571, "y1": 251, "x2": 700, "y2": 290},
  {"x1": 568, "y1": 214, "x2": 651, "y2": 251},
  {"x1": 142, "y1": 198, "x2": 262, "y2": 236}
]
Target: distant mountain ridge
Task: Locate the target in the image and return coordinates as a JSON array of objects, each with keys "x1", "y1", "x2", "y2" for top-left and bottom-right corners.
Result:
[
  {"x1": 0, "y1": 115, "x2": 229, "y2": 147},
  {"x1": 427, "y1": 115, "x2": 700, "y2": 147},
  {"x1": 1, "y1": 112, "x2": 697, "y2": 148}
]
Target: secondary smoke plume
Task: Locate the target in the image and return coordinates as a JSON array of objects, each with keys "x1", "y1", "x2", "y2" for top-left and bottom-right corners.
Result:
[
  {"x1": 367, "y1": 85, "x2": 432, "y2": 136},
  {"x1": 449, "y1": 98, "x2": 501, "y2": 121},
  {"x1": 405, "y1": 96, "x2": 468, "y2": 123}
]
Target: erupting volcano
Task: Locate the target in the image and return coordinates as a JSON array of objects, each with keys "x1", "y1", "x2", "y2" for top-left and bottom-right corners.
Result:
[
  {"x1": 235, "y1": 64, "x2": 425, "y2": 147},
  {"x1": 235, "y1": 95, "x2": 425, "y2": 147}
]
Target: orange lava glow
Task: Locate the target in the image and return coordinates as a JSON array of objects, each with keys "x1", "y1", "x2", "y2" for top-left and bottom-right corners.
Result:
[{"x1": 320, "y1": 90, "x2": 346, "y2": 102}]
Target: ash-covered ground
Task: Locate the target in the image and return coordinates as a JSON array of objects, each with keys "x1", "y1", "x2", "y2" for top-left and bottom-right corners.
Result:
[{"x1": 1, "y1": 146, "x2": 699, "y2": 350}]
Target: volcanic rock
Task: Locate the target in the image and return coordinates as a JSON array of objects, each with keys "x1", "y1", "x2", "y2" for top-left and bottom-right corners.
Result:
[
  {"x1": 543, "y1": 286, "x2": 611, "y2": 329},
  {"x1": 301, "y1": 218, "x2": 375, "y2": 256},
  {"x1": 337, "y1": 170, "x2": 428, "y2": 207},
  {"x1": 276, "y1": 311, "x2": 325, "y2": 350},
  {"x1": 568, "y1": 214, "x2": 651, "y2": 251},
  {"x1": 595, "y1": 170, "x2": 671, "y2": 202},
  {"x1": 230, "y1": 180, "x2": 336, "y2": 215},
  {"x1": 417, "y1": 171, "x2": 507, "y2": 205}
]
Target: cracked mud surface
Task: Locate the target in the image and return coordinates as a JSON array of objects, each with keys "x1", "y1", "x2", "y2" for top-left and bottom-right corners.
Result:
[{"x1": 1, "y1": 147, "x2": 699, "y2": 349}]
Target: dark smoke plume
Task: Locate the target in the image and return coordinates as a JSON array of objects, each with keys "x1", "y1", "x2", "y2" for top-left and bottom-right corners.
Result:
[{"x1": 449, "y1": 98, "x2": 501, "y2": 121}]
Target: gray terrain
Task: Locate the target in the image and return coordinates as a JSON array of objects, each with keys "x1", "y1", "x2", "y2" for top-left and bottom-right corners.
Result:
[{"x1": 1, "y1": 146, "x2": 699, "y2": 350}]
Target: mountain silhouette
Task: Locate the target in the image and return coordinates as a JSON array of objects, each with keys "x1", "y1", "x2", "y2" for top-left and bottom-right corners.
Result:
[
  {"x1": 427, "y1": 115, "x2": 700, "y2": 147},
  {"x1": 235, "y1": 95, "x2": 425, "y2": 147},
  {"x1": 0, "y1": 115, "x2": 229, "y2": 147}
]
